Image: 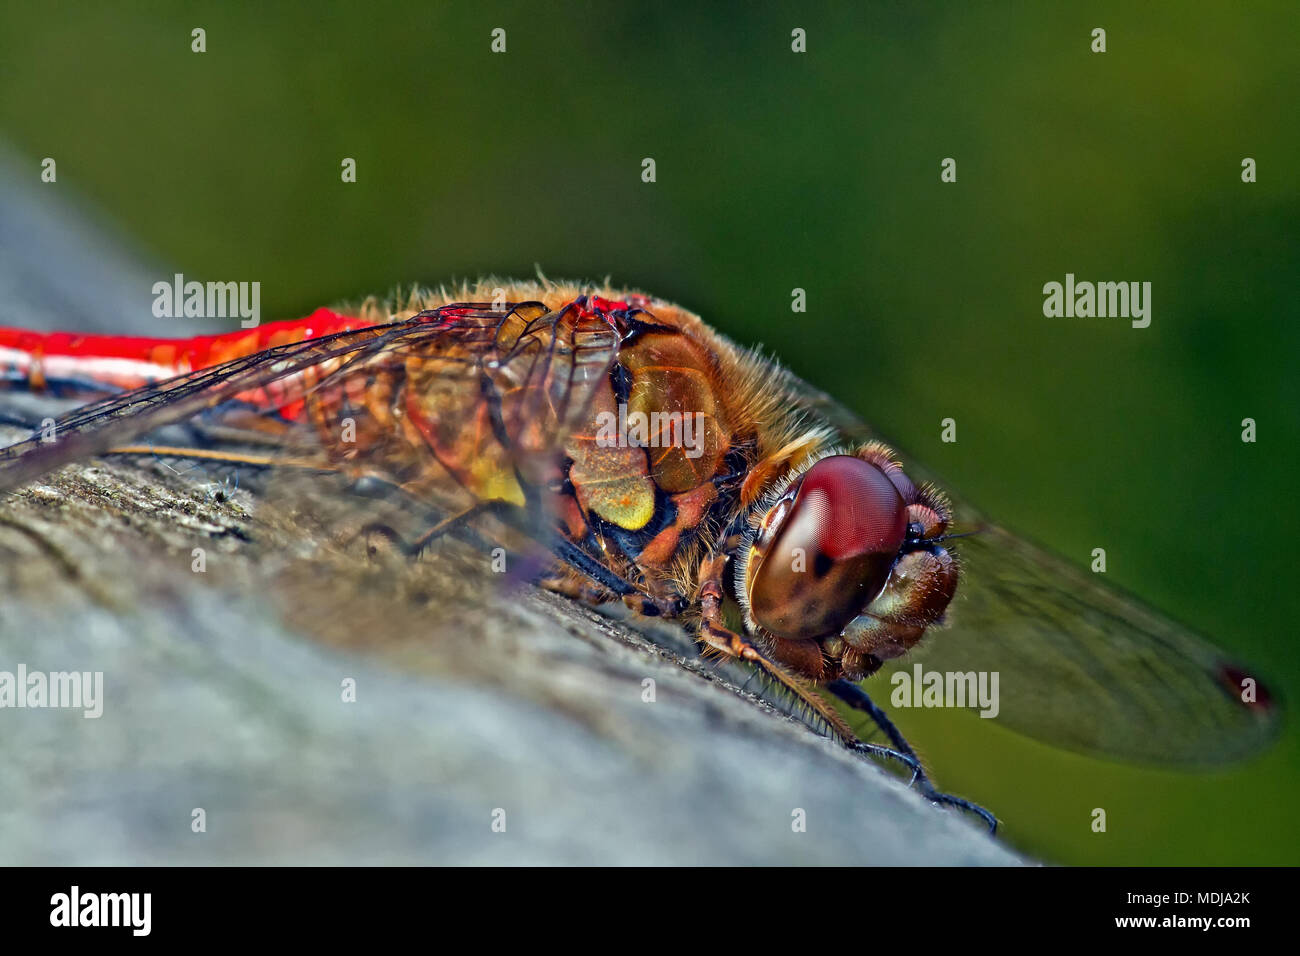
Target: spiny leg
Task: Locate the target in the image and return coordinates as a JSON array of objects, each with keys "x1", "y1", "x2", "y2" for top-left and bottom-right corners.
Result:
[
  {"x1": 468, "y1": 501, "x2": 649, "y2": 600},
  {"x1": 408, "y1": 500, "x2": 507, "y2": 556},
  {"x1": 352, "y1": 496, "x2": 513, "y2": 558},
  {"x1": 104, "y1": 439, "x2": 655, "y2": 609},
  {"x1": 694, "y1": 549, "x2": 920, "y2": 778},
  {"x1": 828, "y1": 678, "x2": 998, "y2": 833},
  {"x1": 369, "y1": 492, "x2": 650, "y2": 604}
]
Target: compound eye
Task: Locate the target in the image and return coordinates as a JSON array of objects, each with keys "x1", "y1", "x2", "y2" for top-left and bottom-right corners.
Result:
[{"x1": 747, "y1": 455, "x2": 908, "y2": 640}]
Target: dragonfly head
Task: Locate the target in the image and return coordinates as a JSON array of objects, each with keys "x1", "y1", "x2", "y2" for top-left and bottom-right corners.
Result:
[{"x1": 740, "y1": 449, "x2": 959, "y2": 677}]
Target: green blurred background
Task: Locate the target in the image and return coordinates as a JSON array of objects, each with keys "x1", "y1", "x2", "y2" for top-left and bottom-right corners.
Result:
[{"x1": 1, "y1": 1, "x2": 1296, "y2": 864}]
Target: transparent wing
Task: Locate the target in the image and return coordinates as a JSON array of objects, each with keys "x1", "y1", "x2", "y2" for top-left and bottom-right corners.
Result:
[
  {"x1": 0, "y1": 301, "x2": 620, "y2": 497},
  {"x1": 0, "y1": 315, "x2": 424, "y2": 489},
  {"x1": 791, "y1": 378, "x2": 1280, "y2": 765}
]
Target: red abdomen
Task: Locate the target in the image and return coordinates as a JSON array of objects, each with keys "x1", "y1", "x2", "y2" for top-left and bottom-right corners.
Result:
[{"x1": 0, "y1": 308, "x2": 362, "y2": 400}]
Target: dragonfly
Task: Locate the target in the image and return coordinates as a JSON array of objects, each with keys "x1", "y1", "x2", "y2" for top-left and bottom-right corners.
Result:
[{"x1": 0, "y1": 279, "x2": 1280, "y2": 832}]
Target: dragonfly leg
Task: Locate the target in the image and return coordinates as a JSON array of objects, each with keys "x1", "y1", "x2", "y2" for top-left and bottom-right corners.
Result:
[
  {"x1": 390, "y1": 493, "x2": 651, "y2": 601},
  {"x1": 621, "y1": 576, "x2": 687, "y2": 618},
  {"x1": 407, "y1": 500, "x2": 508, "y2": 556},
  {"x1": 533, "y1": 551, "x2": 681, "y2": 618},
  {"x1": 695, "y1": 592, "x2": 921, "y2": 777},
  {"x1": 534, "y1": 570, "x2": 621, "y2": 604},
  {"x1": 694, "y1": 549, "x2": 876, "y2": 743},
  {"x1": 827, "y1": 678, "x2": 999, "y2": 834},
  {"x1": 546, "y1": 537, "x2": 644, "y2": 598},
  {"x1": 848, "y1": 739, "x2": 924, "y2": 779},
  {"x1": 338, "y1": 472, "x2": 495, "y2": 556},
  {"x1": 352, "y1": 498, "x2": 514, "y2": 559}
]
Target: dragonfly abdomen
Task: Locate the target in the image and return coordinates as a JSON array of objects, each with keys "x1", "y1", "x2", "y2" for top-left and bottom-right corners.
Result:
[{"x1": 0, "y1": 308, "x2": 367, "y2": 401}]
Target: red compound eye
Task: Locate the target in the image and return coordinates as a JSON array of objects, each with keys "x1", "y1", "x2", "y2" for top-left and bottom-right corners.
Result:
[
  {"x1": 747, "y1": 456, "x2": 908, "y2": 640},
  {"x1": 796, "y1": 455, "x2": 908, "y2": 561}
]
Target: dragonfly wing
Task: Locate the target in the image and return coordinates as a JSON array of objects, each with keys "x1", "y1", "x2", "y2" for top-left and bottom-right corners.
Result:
[
  {"x1": 0, "y1": 319, "x2": 412, "y2": 489},
  {"x1": 0, "y1": 302, "x2": 619, "y2": 497},
  {"x1": 786, "y1": 376, "x2": 1280, "y2": 764},
  {"x1": 902, "y1": 523, "x2": 1280, "y2": 764}
]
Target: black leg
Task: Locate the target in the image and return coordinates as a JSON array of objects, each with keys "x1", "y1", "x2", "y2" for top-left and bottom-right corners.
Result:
[
  {"x1": 848, "y1": 739, "x2": 924, "y2": 780},
  {"x1": 548, "y1": 537, "x2": 639, "y2": 596},
  {"x1": 482, "y1": 502, "x2": 642, "y2": 598},
  {"x1": 408, "y1": 500, "x2": 505, "y2": 556},
  {"x1": 828, "y1": 678, "x2": 998, "y2": 834},
  {"x1": 343, "y1": 474, "x2": 495, "y2": 556},
  {"x1": 353, "y1": 481, "x2": 645, "y2": 601},
  {"x1": 738, "y1": 666, "x2": 922, "y2": 778}
]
